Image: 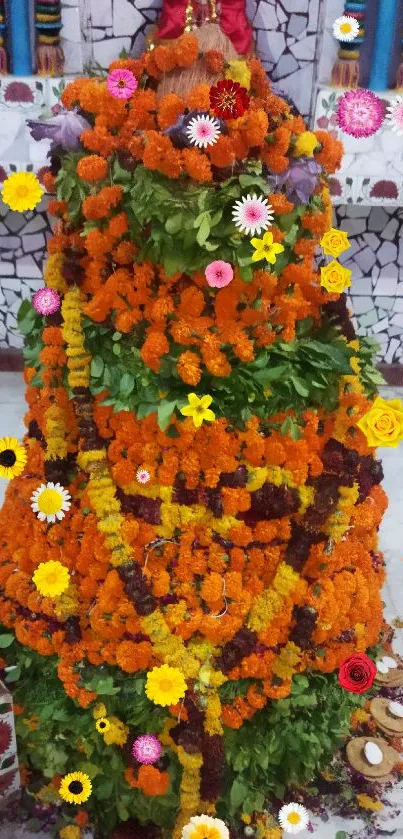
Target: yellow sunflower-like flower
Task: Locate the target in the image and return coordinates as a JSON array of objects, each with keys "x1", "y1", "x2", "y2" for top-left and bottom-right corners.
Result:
[
  {"x1": 320, "y1": 260, "x2": 352, "y2": 293},
  {"x1": 146, "y1": 664, "x2": 187, "y2": 707},
  {"x1": 357, "y1": 396, "x2": 403, "y2": 448},
  {"x1": 2, "y1": 171, "x2": 44, "y2": 212},
  {"x1": 32, "y1": 560, "x2": 70, "y2": 598},
  {"x1": 180, "y1": 394, "x2": 215, "y2": 428},
  {"x1": 59, "y1": 772, "x2": 92, "y2": 805},
  {"x1": 225, "y1": 60, "x2": 251, "y2": 90},
  {"x1": 320, "y1": 227, "x2": 350, "y2": 257},
  {"x1": 0, "y1": 436, "x2": 27, "y2": 479},
  {"x1": 293, "y1": 131, "x2": 318, "y2": 158},
  {"x1": 182, "y1": 815, "x2": 229, "y2": 839},
  {"x1": 102, "y1": 716, "x2": 129, "y2": 746},
  {"x1": 95, "y1": 718, "x2": 110, "y2": 734},
  {"x1": 251, "y1": 231, "x2": 285, "y2": 264}
]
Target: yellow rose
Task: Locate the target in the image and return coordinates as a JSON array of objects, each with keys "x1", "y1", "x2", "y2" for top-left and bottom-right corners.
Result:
[
  {"x1": 225, "y1": 60, "x2": 251, "y2": 90},
  {"x1": 357, "y1": 397, "x2": 403, "y2": 448},
  {"x1": 320, "y1": 260, "x2": 352, "y2": 293},
  {"x1": 293, "y1": 131, "x2": 318, "y2": 157},
  {"x1": 321, "y1": 227, "x2": 351, "y2": 257}
]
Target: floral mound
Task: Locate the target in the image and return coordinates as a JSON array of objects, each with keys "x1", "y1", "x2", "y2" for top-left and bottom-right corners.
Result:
[{"x1": 0, "y1": 35, "x2": 395, "y2": 839}]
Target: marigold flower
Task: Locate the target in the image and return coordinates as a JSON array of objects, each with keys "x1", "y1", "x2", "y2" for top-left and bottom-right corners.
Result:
[{"x1": 76, "y1": 155, "x2": 108, "y2": 182}]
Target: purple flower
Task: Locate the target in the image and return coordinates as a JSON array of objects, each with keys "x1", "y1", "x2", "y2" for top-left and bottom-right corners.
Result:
[
  {"x1": 267, "y1": 157, "x2": 322, "y2": 205},
  {"x1": 27, "y1": 109, "x2": 91, "y2": 152},
  {"x1": 132, "y1": 734, "x2": 162, "y2": 765}
]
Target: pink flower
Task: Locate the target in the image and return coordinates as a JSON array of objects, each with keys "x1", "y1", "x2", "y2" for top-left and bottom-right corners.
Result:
[
  {"x1": 32, "y1": 288, "x2": 61, "y2": 316},
  {"x1": 205, "y1": 260, "x2": 234, "y2": 288},
  {"x1": 186, "y1": 114, "x2": 220, "y2": 148},
  {"x1": 132, "y1": 734, "x2": 162, "y2": 765},
  {"x1": 136, "y1": 467, "x2": 151, "y2": 484},
  {"x1": 232, "y1": 194, "x2": 273, "y2": 236},
  {"x1": 107, "y1": 69, "x2": 138, "y2": 100},
  {"x1": 336, "y1": 89, "x2": 384, "y2": 138}
]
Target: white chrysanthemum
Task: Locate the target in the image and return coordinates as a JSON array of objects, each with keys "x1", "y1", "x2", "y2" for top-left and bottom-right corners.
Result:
[
  {"x1": 182, "y1": 815, "x2": 229, "y2": 839},
  {"x1": 186, "y1": 114, "x2": 221, "y2": 148},
  {"x1": 31, "y1": 481, "x2": 71, "y2": 523},
  {"x1": 386, "y1": 96, "x2": 403, "y2": 136},
  {"x1": 332, "y1": 15, "x2": 360, "y2": 42},
  {"x1": 278, "y1": 803, "x2": 309, "y2": 834},
  {"x1": 232, "y1": 193, "x2": 273, "y2": 236},
  {"x1": 136, "y1": 467, "x2": 151, "y2": 484}
]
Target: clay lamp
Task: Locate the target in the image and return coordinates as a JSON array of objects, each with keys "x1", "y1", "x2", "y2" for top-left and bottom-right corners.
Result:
[
  {"x1": 346, "y1": 736, "x2": 400, "y2": 780},
  {"x1": 370, "y1": 698, "x2": 403, "y2": 737},
  {"x1": 374, "y1": 655, "x2": 403, "y2": 688}
]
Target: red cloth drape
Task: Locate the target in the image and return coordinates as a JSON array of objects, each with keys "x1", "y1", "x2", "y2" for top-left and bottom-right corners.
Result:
[{"x1": 156, "y1": 0, "x2": 253, "y2": 56}]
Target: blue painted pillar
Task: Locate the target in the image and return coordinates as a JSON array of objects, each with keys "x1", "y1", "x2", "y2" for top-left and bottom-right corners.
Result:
[
  {"x1": 8, "y1": 0, "x2": 33, "y2": 76},
  {"x1": 368, "y1": 0, "x2": 399, "y2": 89}
]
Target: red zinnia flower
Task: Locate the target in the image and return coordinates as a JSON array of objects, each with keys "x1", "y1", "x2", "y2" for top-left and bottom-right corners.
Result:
[
  {"x1": 209, "y1": 80, "x2": 250, "y2": 120},
  {"x1": 338, "y1": 652, "x2": 377, "y2": 694},
  {"x1": 0, "y1": 720, "x2": 11, "y2": 754}
]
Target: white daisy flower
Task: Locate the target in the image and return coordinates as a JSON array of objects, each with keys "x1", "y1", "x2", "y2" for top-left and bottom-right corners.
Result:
[
  {"x1": 232, "y1": 193, "x2": 273, "y2": 236},
  {"x1": 386, "y1": 96, "x2": 403, "y2": 136},
  {"x1": 31, "y1": 481, "x2": 71, "y2": 523},
  {"x1": 186, "y1": 114, "x2": 221, "y2": 148},
  {"x1": 332, "y1": 15, "x2": 360, "y2": 42},
  {"x1": 278, "y1": 803, "x2": 310, "y2": 834},
  {"x1": 136, "y1": 468, "x2": 151, "y2": 484},
  {"x1": 182, "y1": 815, "x2": 229, "y2": 839}
]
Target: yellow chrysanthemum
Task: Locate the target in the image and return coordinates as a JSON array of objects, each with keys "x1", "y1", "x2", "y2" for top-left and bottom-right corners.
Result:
[
  {"x1": 180, "y1": 394, "x2": 215, "y2": 428},
  {"x1": 95, "y1": 717, "x2": 110, "y2": 734},
  {"x1": 182, "y1": 815, "x2": 229, "y2": 839},
  {"x1": 93, "y1": 703, "x2": 107, "y2": 720},
  {"x1": 357, "y1": 396, "x2": 403, "y2": 448},
  {"x1": 225, "y1": 60, "x2": 251, "y2": 90},
  {"x1": 293, "y1": 131, "x2": 318, "y2": 157},
  {"x1": 59, "y1": 772, "x2": 92, "y2": 805},
  {"x1": 2, "y1": 171, "x2": 44, "y2": 212},
  {"x1": 32, "y1": 560, "x2": 70, "y2": 598},
  {"x1": 0, "y1": 436, "x2": 27, "y2": 479},
  {"x1": 251, "y1": 231, "x2": 285, "y2": 264},
  {"x1": 321, "y1": 227, "x2": 350, "y2": 257},
  {"x1": 102, "y1": 716, "x2": 129, "y2": 746},
  {"x1": 146, "y1": 664, "x2": 187, "y2": 707},
  {"x1": 357, "y1": 794, "x2": 384, "y2": 812}
]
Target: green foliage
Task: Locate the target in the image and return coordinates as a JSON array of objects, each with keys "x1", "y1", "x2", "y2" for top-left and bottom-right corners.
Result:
[
  {"x1": 17, "y1": 299, "x2": 44, "y2": 383},
  {"x1": 220, "y1": 673, "x2": 364, "y2": 816}
]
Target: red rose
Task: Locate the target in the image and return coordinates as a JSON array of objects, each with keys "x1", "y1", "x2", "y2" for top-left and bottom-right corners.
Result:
[{"x1": 338, "y1": 652, "x2": 377, "y2": 694}]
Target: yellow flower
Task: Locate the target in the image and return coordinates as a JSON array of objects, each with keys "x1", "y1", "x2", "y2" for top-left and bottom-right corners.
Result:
[
  {"x1": 357, "y1": 396, "x2": 403, "y2": 448},
  {"x1": 357, "y1": 794, "x2": 384, "y2": 812},
  {"x1": 93, "y1": 703, "x2": 107, "y2": 720},
  {"x1": 225, "y1": 60, "x2": 251, "y2": 90},
  {"x1": 350, "y1": 356, "x2": 360, "y2": 374},
  {"x1": 59, "y1": 772, "x2": 92, "y2": 805},
  {"x1": 146, "y1": 664, "x2": 187, "y2": 707},
  {"x1": 180, "y1": 393, "x2": 215, "y2": 428},
  {"x1": 0, "y1": 436, "x2": 27, "y2": 479},
  {"x1": 59, "y1": 827, "x2": 81, "y2": 839},
  {"x1": 320, "y1": 260, "x2": 352, "y2": 293},
  {"x1": 103, "y1": 716, "x2": 128, "y2": 746},
  {"x1": 32, "y1": 560, "x2": 70, "y2": 598},
  {"x1": 293, "y1": 131, "x2": 318, "y2": 157},
  {"x1": 95, "y1": 717, "x2": 110, "y2": 734},
  {"x1": 2, "y1": 171, "x2": 44, "y2": 212},
  {"x1": 31, "y1": 481, "x2": 71, "y2": 523},
  {"x1": 321, "y1": 228, "x2": 350, "y2": 257},
  {"x1": 251, "y1": 231, "x2": 285, "y2": 264},
  {"x1": 182, "y1": 815, "x2": 229, "y2": 839}
]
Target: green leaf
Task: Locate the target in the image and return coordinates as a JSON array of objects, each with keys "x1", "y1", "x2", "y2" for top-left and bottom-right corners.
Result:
[
  {"x1": 0, "y1": 634, "x2": 14, "y2": 648},
  {"x1": 90, "y1": 356, "x2": 104, "y2": 378},
  {"x1": 196, "y1": 216, "x2": 210, "y2": 246},
  {"x1": 335, "y1": 833, "x2": 348, "y2": 839},
  {"x1": 157, "y1": 400, "x2": 177, "y2": 431},
  {"x1": 5, "y1": 664, "x2": 21, "y2": 683},
  {"x1": 80, "y1": 762, "x2": 103, "y2": 780},
  {"x1": 165, "y1": 213, "x2": 183, "y2": 235},
  {"x1": 230, "y1": 777, "x2": 249, "y2": 810}
]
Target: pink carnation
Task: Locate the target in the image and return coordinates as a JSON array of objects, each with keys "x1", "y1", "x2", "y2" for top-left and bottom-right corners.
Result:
[
  {"x1": 107, "y1": 69, "x2": 138, "y2": 100},
  {"x1": 32, "y1": 288, "x2": 61, "y2": 316},
  {"x1": 205, "y1": 260, "x2": 234, "y2": 289},
  {"x1": 132, "y1": 734, "x2": 162, "y2": 765},
  {"x1": 336, "y1": 89, "x2": 384, "y2": 138}
]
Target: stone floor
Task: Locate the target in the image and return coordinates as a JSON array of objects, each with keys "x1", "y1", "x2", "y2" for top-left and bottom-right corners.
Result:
[{"x1": 0, "y1": 374, "x2": 402, "y2": 837}]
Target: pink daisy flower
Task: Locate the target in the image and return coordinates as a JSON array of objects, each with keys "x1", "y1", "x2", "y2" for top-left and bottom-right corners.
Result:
[
  {"x1": 132, "y1": 734, "x2": 162, "y2": 765},
  {"x1": 106, "y1": 69, "x2": 138, "y2": 100},
  {"x1": 386, "y1": 96, "x2": 403, "y2": 136},
  {"x1": 232, "y1": 194, "x2": 273, "y2": 236},
  {"x1": 136, "y1": 467, "x2": 151, "y2": 484},
  {"x1": 186, "y1": 114, "x2": 221, "y2": 148},
  {"x1": 336, "y1": 89, "x2": 384, "y2": 138},
  {"x1": 205, "y1": 260, "x2": 234, "y2": 288},
  {"x1": 32, "y1": 287, "x2": 60, "y2": 316}
]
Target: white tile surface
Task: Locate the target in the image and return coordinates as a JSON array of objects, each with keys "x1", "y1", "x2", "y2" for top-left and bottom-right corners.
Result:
[{"x1": 0, "y1": 376, "x2": 402, "y2": 835}]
